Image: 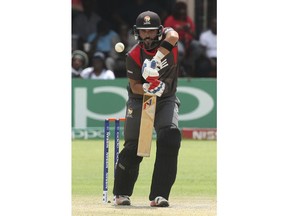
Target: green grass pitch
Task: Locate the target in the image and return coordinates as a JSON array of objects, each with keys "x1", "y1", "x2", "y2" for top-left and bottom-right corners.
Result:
[{"x1": 72, "y1": 139, "x2": 216, "y2": 199}]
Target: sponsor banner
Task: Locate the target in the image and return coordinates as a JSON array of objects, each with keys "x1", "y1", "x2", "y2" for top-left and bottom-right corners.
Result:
[
  {"x1": 72, "y1": 128, "x2": 216, "y2": 140},
  {"x1": 72, "y1": 127, "x2": 125, "y2": 139},
  {"x1": 72, "y1": 78, "x2": 216, "y2": 128},
  {"x1": 72, "y1": 127, "x2": 105, "y2": 139},
  {"x1": 182, "y1": 128, "x2": 217, "y2": 140},
  {"x1": 72, "y1": 127, "x2": 156, "y2": 140}
]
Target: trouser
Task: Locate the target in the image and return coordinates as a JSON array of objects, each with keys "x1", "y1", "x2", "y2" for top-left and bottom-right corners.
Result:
[{"x1": 113, "y1": 95, "x2": 182, "y2": 201}]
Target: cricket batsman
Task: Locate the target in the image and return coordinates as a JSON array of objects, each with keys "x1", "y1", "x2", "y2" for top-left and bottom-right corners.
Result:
[{"x1": 113, "y1": 10, "x2": 182, "y2": 207}]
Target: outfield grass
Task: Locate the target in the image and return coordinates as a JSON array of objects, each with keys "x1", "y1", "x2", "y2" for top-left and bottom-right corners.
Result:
[{"x1": 72, "y1": 139, "x2": 216, "y2": 198}]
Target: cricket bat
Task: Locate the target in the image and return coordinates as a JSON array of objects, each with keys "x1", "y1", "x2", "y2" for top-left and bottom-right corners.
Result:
[{"x1": 137, "y1": 94, "x2": 157, "y2": 157}]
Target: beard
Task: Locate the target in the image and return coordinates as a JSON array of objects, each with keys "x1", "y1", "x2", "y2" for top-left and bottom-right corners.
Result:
[{"x1": 142, "y1": 37, "x2": 160, "y2": 50}]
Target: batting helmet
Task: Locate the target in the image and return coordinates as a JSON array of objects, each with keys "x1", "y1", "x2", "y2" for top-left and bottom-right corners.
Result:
[{"x1": 133, "y1": 11, "x2": 163, "y2": 42}]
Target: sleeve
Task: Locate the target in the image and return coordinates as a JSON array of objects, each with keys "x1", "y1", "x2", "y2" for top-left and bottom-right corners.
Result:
[
  {"x1": 126, "y1": 55, "x2": 142, "y2": 80},
  {"x1": 80, "y1": 68, "x2": 91, "y2": 79}
]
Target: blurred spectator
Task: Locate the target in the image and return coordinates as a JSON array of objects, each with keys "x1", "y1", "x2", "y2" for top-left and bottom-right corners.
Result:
[
  {"x1": 163, "y1": 1, "x2": 197, "y2": 76},
  {"x1": 111, "y1": 0, "x2": 161, "y2": 29},
  {"x1": 81, "y1": 52, "x2": 115, "y2": 79},
  {"x1": 196, "y1": 17, "x2": 217, "y2": 77},
  {"x1": 72, "y1": 0, "x2": 83, "y2": 22},
  {"x1": 72, "y1": 0, "x2": 102, "y2": 51},
  {"x1": 110, "y1": 23, "x2": 137, "y2": 77},
  {"x1": 114, "y1": 23, "x2": 137, "y2": 52},
  {"x1": 164, "y1": 2, "x2": 196, "y2": 51},
  {"x1": 154, "y1": 0, "x2": 176, "y2": 23},
  {"x1": 72, "y1": 50, "x2": 89, "y2": 78},
  {"x1": 86, "y1": 19, "x2": 119, "y2": 70},
  {"x1": 72, "y1": 0, "x2": 83, "y2": 12}
]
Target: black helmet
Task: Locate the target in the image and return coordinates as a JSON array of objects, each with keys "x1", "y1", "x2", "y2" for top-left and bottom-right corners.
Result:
[
  {"x1": 133, "y1": 11, "x2": 163, "y2": 42},
  {"x1": 136, "y1": 11, "x2": 161, "y2": 29}
]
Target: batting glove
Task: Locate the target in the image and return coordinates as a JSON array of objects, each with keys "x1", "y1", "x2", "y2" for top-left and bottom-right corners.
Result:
[
  {"x1": 143, "y1": 80, "x2": 165, "y2": 97},
  {"x1": 142, "y1": 59, "x2": 159, "y2": 82},
  {"x1": 151, "y1": 57, "x2": 162, "y2": 71},
  {"x1": 152, "y1": 50, "x2": 165, "y2": 71}
]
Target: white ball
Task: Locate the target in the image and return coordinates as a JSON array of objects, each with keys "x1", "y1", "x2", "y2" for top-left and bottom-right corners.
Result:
[{"x1": 115, "y1": 42, "x2": 125, "y2": 53}]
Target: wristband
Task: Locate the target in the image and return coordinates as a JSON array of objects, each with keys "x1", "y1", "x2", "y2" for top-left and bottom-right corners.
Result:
[
  {"x1": 160, "y1": 40, "x2": 174, "y2": 52},
  {"x1": 154, "y1": 50, "x2": 165, "y2": 61}
]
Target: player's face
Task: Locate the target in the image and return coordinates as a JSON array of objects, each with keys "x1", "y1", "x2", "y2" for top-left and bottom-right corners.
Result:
[{"x1": 139, "y1": 29, "x2": 158, "y2": 48}]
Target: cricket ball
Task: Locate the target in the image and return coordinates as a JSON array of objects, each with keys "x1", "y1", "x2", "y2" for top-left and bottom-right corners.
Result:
[{"x1": 115, "y1": 42, "x2": 125, "y2": 53}]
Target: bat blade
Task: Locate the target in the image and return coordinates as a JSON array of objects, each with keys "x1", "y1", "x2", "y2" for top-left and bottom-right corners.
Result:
[{"x1": 137, "y1": 94, "x2": 157, "y2": 157}]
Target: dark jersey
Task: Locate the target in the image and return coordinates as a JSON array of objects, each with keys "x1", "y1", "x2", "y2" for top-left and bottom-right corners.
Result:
[{"x1": 126, "y1": 27, "x2": 179, "y2": 99}]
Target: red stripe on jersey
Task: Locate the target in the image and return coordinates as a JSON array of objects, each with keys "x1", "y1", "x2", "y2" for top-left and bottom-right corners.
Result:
[
  {"x1": 128, "y1": 44, "x2": 156, "y2": 66},
  {"x1": 128, "y1": 45, "x2": 142, "y2": 67},
  {"x1": 172, "y1": 46, "x2": 178, "y2": 63},
  {"x1": 128, "y1": 40, "x2": 178, "y2": 65}
]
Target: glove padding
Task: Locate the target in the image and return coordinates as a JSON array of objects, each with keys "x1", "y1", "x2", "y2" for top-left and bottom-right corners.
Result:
[
  {"x1": 141, "y1": 59, "x2": 159, "y2": 82},
  {"x1": 143, "y1": 80, "x2": 165, "y2": 97},
  {"x1": 152, "y1": 57, "x2": 162, "y2": 71}
]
